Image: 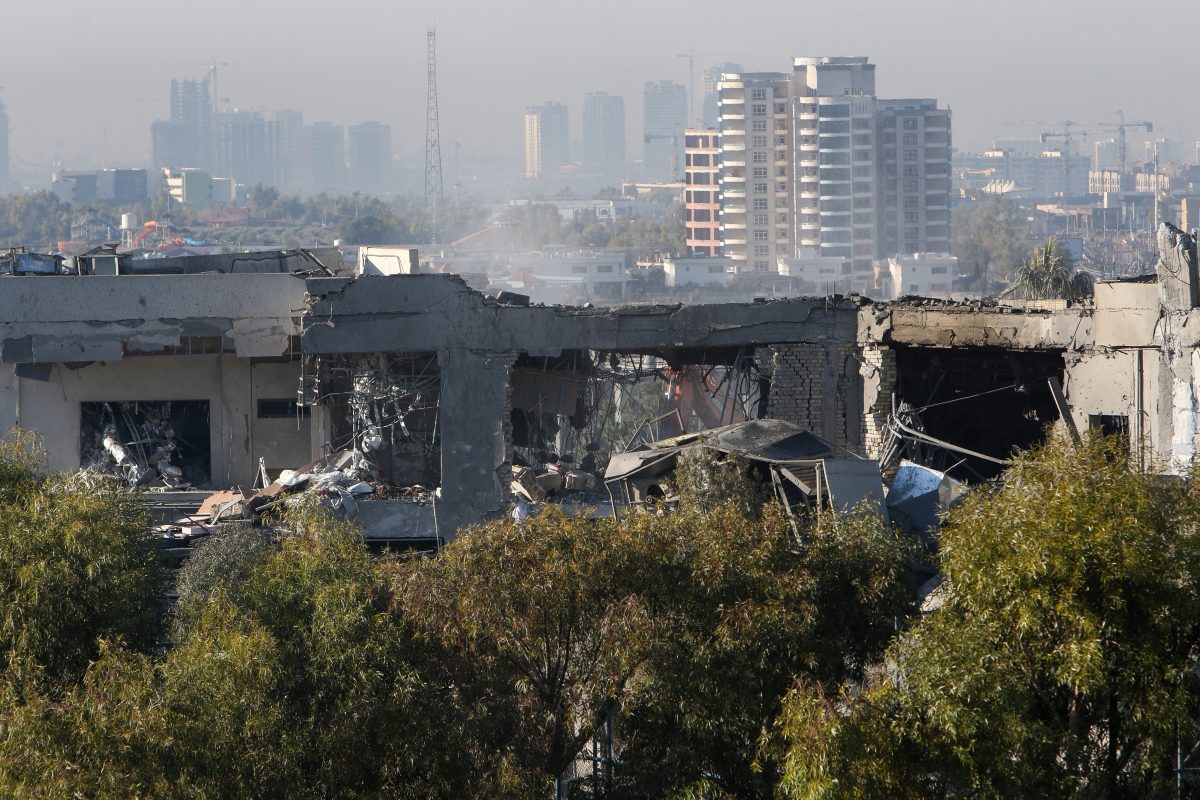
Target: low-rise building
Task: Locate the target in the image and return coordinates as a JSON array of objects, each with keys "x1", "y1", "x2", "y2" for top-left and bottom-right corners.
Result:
[
  {"x1": 777, "y1": 249, "x2": 850, "y2": 294},
  {"x1": 497, "y1": 250, "x2": 627, "y2": 304},
  {"x1": 663, "y1": 256, "x2": 732, "y2": 287},
  {"x1": 878, "y1": 252, "x2": 958, "y2": 299}
]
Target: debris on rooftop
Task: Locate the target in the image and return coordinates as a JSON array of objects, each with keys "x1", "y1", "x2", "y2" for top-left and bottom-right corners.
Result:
[{"x1": 604, "y1": 418, "x2": 887, "y2": 520}]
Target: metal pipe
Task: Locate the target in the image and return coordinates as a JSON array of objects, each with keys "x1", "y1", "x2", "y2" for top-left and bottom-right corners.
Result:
[{"x1": 890, "y1": 416, "x2": 1011, "y2": 466}]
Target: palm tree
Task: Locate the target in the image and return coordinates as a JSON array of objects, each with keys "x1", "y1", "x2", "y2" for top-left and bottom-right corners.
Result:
[{"x1": 1001, "y1": 238, "x2": 1093, "y2": 301}]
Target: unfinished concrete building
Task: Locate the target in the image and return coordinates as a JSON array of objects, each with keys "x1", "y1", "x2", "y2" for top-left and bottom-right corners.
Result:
[{"x1": 2, "y1": 227, "x2": 1199, "y2": 542}]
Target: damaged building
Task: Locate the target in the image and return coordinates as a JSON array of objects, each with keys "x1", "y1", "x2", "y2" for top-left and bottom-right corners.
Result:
[{"x1": 2, "y1": 225, "x2": 1199, "y2": 542}]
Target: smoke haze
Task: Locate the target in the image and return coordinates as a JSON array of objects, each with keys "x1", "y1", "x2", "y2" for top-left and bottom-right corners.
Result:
[{"x1": 3, "y1": 0, "x2": 1193, "y2": 167}]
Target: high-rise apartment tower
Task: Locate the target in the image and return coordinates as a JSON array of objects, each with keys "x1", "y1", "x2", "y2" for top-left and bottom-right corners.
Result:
[
  {"x1": 583, "y1": 92, "x2": 626, "y2": 184},
  {"x1": 524, "y1": 101, "x2": 569, "y2": 179},
  {"x1": 643, "y1": 81, "x2": 688, "y2": 181}
]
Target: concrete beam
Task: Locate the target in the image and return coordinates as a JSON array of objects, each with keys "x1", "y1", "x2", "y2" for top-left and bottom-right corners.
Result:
[
  {"x1": 861, "y1": 303, "x2": 1094, "y2": 351},
  {"x1": 302, "y1": 275, "x2": 862, "y2": 356}
]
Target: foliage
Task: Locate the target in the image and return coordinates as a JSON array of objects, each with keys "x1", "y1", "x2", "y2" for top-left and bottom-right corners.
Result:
[
  {"x1": 608, "y1": 497, "x2": 914, "y2": 799},
  {"x1": 1001, "y1": 237, "x2": 1094, "y2": 301},
  {"x1": 777, "y1": 434, "x2": 1200, "y2": 799},
  {"x1": 393, "y1": 506, "x2": 653, "y2": 796},
  {"x1": 0, "y1": 502, "x2": 463, "y2": 799},
  {"x1": 0, "y1": 191, "x2": 72, "y2": 249},
  {"x1": 504, "y1": 200, "x2": 686, "y2": 261},
  {"x1": 671, "y1": 447, "x2": 771, "y2": 517},
  {"x1": 952, "y1": 198, "x2": 1028, "y2": 287},
  {"x1": 171, "y1": 523, "x2": 274, "y2": 639},
  {"x1": 0, "y1": 439, "x2": 158, "y2": 690}
]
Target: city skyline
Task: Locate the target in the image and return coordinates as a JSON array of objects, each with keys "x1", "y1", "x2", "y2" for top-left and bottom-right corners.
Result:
[{"x1": 1, "y1": 0, "x2": 1196, "y2": 173}]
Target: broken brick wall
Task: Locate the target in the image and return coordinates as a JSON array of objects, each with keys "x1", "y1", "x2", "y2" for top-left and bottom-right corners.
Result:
[
  {"x1": 767, "y1": 342, "x2": 863, "y2": 455},
  {"x1": 860, "y1": 345, "x2": 897, "y2": 459}
]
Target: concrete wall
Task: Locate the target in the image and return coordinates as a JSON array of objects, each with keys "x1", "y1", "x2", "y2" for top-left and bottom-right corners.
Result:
[
  {"x1": 358, "y1": 247, "x2": 419, "y2": 276},
  {"x1": 0, "y1": 274, "x2": 305, "y2": 365},
  {"x1": 250, "y1": 360, "x2": 313, "y2": 476},
  {"x1": 7, "y1": 355, "x2": 308, "y2": 486},
  {"x1": 0, "y1": 273, "x2": 313, "y2": 487}
]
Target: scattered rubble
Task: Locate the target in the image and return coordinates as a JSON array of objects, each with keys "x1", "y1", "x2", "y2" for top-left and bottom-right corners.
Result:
[
  {"x1": 152, "y1": 449, "x2": 442, "y2": 566},
  {"x1": 604, "y1": 418, "x2": 887, "y2": 520},
  {"x1": 511, "y1": 462, "x2": 600, "y2": 506}
]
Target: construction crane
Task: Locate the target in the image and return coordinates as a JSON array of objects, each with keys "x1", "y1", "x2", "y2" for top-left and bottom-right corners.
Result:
[
  {"x1": 1038, "y1": 121, "x2": 1088, "y2": 197},
  {"x1": 675, "y1": 51, "x2": 748, "y2": 127},
  {"x1": 164, "y1": 61, "x2": 230, "y2": 112},
  {"x1": 1092, "y1": 111, "x2": 1152, "y2": 174}
]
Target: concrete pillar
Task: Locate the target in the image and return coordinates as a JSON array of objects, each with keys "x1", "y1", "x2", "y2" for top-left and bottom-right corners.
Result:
[
  {"x1": 216, "y1": 355, "x2": 255, "y2": 486},
  {"x1": 437, "y1": 349, "x2": 515, "y2": 539}
]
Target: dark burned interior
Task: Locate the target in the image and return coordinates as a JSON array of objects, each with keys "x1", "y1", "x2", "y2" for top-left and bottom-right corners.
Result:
[
  {"x1": 306, "y1": 352, "x2": 442, "y2": 487},
  {"x1": 80, "y1": 400, "x2": 212, "y2": 487},
  {"x1": 890, "y1": 345, "x2": 1066, "y2": 480}
]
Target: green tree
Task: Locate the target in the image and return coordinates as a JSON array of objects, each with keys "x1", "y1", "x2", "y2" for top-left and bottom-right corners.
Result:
[
  {"x1": 779, "y1": 434, "x2": 1200, "y2": 799},
  {"x1": 0, "y1": 192, "x2": 72, "y2": 249},
  {"x1": 952, "y1": 197, "x2": 1028, "y2": 289},
  {"x1": 393, "y1": 506, "x2": 653, "y2": 797},
  {"x1": 247, "y1": 183, "x2": 280, "y2": 215},
  {"x1": 1002, "y1": 237, "x2": 1094, "y2": 301},
  {"x1": 336, "y1": 212, "x2": 401, "y2": 245},
  {"x1": 0, "y1": 434, "x2": 159, "y2": 690},
  {"x1": 610, "y1": 499, "x2": 914, "y2": 799},
  {"x1": 0, "y1": 502, "x2": 467, "y2": 799}
]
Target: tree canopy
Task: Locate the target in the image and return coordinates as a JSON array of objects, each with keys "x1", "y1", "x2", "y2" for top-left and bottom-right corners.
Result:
[
  {"x1": 778, "y1": 434, "x2": 1200, "y2": 799},
  {"x1": 7, "y1": 431, "x2": 1200, "y2": 797},
  {"x1": 952, "y1": 197, "x2": 1029, "y2": 290},
  {"x1": 1002, "y1": 237, "x2": 1094, "y2": 301}
]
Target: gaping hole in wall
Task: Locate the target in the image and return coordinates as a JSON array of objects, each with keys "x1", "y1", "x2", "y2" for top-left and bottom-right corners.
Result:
[
  {"x1": 888, "y1": 346, "x2": 1065, "y2": 481},
  {"x1": 80, "y1": 401, "x2": 212, "y2": 488},
  {"x1": 302, "y1": 352, "x2": 441, "y2": 490},
  {"x1": 507, "y1": 348, "x2": 767, "y2": 503}
]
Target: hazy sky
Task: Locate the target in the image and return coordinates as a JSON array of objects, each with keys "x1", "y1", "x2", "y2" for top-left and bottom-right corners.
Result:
[{"x1": 3, "y1": 0, "x2": 1195, "y2": 170}]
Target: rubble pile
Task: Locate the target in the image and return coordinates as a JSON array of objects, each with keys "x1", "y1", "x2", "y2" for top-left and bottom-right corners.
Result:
[
  {"x1": 511, "y1": 462, "x2": 599, "y2": 504},
  {"x1": 152, "y1": 449, "x2": 440, "y2": 566}
]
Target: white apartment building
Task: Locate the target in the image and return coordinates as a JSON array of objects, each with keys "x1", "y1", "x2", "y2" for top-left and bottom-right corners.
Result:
[
  {"x1": 877, "y1": 252, "x2": 958, "y2": 300},
  {"x1": 717, "y1": 72, "x2": 792, "y2": 273},
  {"x1": 792, "y1": 57, "x2": 878, "y2": 291},
  {"x1": 717, "y1": 57, "x2": 950, "y2": 293}
]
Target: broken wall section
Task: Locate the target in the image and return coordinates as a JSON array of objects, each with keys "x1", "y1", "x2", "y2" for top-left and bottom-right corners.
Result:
[
  {"x1": 301, "y1": 352, "x2": 442, "y2": 489},
  {"x1": 766, "y1": 342, "x2": 862, "y2": 455}
]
